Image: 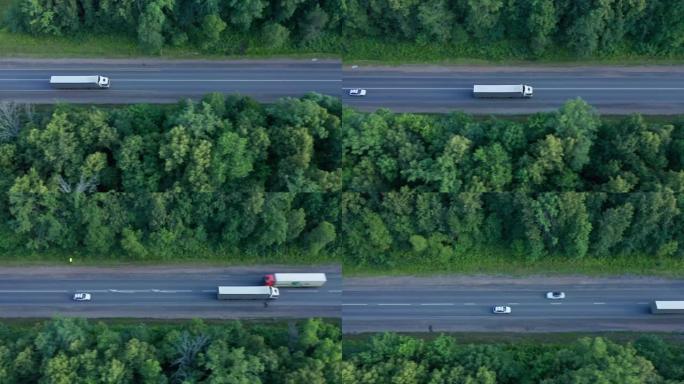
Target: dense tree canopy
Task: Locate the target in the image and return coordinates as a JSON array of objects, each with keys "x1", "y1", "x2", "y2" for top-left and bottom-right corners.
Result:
[
  {"x1": 0, "y1": 317, "x2": 340, "y2": 383},
  {"x1": 4, "y1": 0, "x2": 342, "y2": 53},
  {"x1": 343, "y1": 99, "x2": 684, "y2": 193},
  {"x1": 343, "y1": 333, "x2": 684, "y2": 384},
  {"x1": 342, "y1": 0, "x2": 684, "y2": 58},
  {"x1": 4, "y1": 0, "x2": 682, "y2": 57}
]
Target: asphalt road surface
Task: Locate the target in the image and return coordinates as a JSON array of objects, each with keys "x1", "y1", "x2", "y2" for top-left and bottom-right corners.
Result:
[
  {"x1": 343, "y1": 66, "x2": 684, "y2": 114},
  {"x1": 0, "y1": 59, "x2": 340, "y2": 104},
  {"x1": 0, "y1": 266, "x2": 340, "y2": 319},
  {"x1": 343, "y1": 276, "x2": 684, "y2": 333}
]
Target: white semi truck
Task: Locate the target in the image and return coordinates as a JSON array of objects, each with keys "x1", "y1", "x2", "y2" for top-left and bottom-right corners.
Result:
[
  {"x1": 217, "y1": 286, "x2": 279, "y2": 300},
  {"x1": 473, "y1": 84, "x2": 533, "y2": 98},
  {"x1": 264, "y1": 273, "x2": 327, "y2": 287},
  {"x1": 50, "y1": 75, "x2": 110, "y2": 89},
  {"x1": 650, "y1": 301, "x2": 684, "y2": 314}
]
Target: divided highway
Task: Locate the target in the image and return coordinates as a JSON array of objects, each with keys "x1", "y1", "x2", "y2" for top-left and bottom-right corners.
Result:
[
  {"x1": 343, "y1": 276, "x2": 684, "y2": 333},
  {"x1": 0, "y1": 59, "x2": 341, "y2": 104},
  {"x1": 0, "y1": 266, "x2": 340, "y2": 319},
  {"x1": 343, "y1": 66, "x2": 684, "y2": 114}
]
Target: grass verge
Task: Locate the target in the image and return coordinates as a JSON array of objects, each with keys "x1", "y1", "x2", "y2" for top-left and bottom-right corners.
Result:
[
  {"x1": 342, "y1": 37, "x2": 684, "y2": 66},
  {"x1": 0, "y1": 247, "x2": 339, "y2": 267},
  {"x1": 344, "y1": 247, "x2": 684, "y2": 278},
  {"x1": 343, "y1": 331, "x2": 684, "y2": 354},
  {"x1": 0, "y1": 28, "x2": 339, "y2": 60}
]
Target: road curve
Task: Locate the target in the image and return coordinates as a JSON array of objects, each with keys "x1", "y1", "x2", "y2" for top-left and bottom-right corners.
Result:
[
  {"x1": 0, "y1": 266, "x2": 340, "y2": 319},
  {"x1": 343, "y1": 65, "x2": 684, "y2": 114},
  {"x1": 0, "y1": 59, "x2": 341, "y2": 104},
  {"x1": 343, "y1": 276, "x2": 684, "y2": 333}
]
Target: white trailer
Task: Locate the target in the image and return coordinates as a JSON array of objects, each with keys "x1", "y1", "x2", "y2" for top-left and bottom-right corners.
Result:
[
  {"x1": 264, "y1": 273, "x2": 327, "y2": 287},
  {"x1": 217, "y1": 286, "x2": 279, "y2": 300},
  {"x1": 650, "y1": 301, "x2": 684, "y2": 314},
  {"x1": 50, "y1": 75, "x2": 110, "y2": 89},
  {"x1": 473, "y1": 84, "x2": 533, "y2": 98}
]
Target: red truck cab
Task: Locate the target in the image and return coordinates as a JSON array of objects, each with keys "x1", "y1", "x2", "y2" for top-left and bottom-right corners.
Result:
[{"x1": 264, "y1": 274, "x2": 276, "y2": 286}]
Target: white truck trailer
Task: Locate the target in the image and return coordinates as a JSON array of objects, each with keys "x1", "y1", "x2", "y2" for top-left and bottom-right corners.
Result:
[
  {"x1": 49, "y1": 75, "x2": 110, "y2": 89},
  {"x1": 650, "y1": 301, "x2": 684, "y2": 314},
  {"x1": 264, "y1": 273, "x2": 327, "y2": 287},
  {"x1": 217, "y1": 286, "x2": 279, "y2": 300},
  {"x1": 473, "y1": 84, "x2": 533, "y2": 98}
]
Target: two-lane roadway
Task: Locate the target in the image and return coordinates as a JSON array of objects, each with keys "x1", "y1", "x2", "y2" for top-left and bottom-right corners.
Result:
[
  {"x1": 0, "y1": 59, "x2": 341, "y2": 104},
  {"x1": 0, "y1": 266, "x2": 340, "y2": 319},
  {"x1": 343, "y1": 276, "x2": 684, "y2": 333},
  {"x1": 343, "y1": 65, "x2": 684, "y2": 114}
]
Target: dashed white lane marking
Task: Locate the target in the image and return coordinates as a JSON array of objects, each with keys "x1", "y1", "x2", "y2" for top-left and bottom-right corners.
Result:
[
  {"x1": 341, "y1": 87, "x2": 684, "y2": 91},
  {"x1": 282, "y1": 290, "x2": 319, "y2": 293},
  {"x1": 420, "y1": 303, "x2": 454, "y2": 306},
  {"x1": 463, "y1": 303, "x2": 477, "y2": 306},
  {"x1": 550, "y1": 302, "x2": 563, "y2": 305},
  {"x1": 328, "y1": 290, "x2": 342, "y2": 293},
  {"x1": 0, "y1": 78, "x2": 340, "y2": 82},
  {"x1": 378, "y1": 303, "x2": 411, "y2": 306},
  {"x1": 342, "y1": 303, "x2": 368, "y2": 306},
  {"x1": 593, "y1": 302, "x2": 606, "y2": 305},
  {"x1": 0, "y1": 290, "x2": 68, "y2": 293},
  {"x1": 507, "y1": 303, "x2": 520, "y2": 305}
]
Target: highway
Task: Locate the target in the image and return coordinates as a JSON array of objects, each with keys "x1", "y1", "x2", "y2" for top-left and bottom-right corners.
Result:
[
  {"x1": 0, "y1": 59, "x2": 340, "y2": 104},
  {"x1": 343, "y1": 276, "x2": 684, "y2": 333},
  {"x1": 343, "y1": 65, "x2": 684, "y2": 114},
  {"x1": 0, "y1": 266, "x2": 340, "y2": 319}
]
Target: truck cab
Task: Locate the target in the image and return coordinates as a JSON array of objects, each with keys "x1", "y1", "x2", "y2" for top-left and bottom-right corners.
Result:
[{"x1": 523, "y1": 85, "x2": 533, "y2": 97}]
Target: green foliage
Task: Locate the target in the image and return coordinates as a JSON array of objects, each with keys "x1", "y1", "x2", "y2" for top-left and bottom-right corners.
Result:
[
  {"x1": 0, "y1": 318, "x2": 340, "y2": 383},
  {"x1": 5, "y1": 0, "x2": 340, "y2": 54},
  {"x1": 340, "y1": 0, "x2": 684, "y2": 60},
  {"x1": 345, "y1": 333, "x2": 682, "y2": 383}
]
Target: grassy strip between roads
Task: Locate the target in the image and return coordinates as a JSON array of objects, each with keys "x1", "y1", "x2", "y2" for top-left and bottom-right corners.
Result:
[{"x1": 344, "y1": 247, "x2": 684, "y2": 278}]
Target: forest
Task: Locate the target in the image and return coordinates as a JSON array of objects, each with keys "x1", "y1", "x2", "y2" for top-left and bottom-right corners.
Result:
[
  {"x1": 0, "y1": 317, "x2": 341, "y2": 383},
  {"x1": 343, "y1": 332, "x2": 684, "y2": 383},
  {"x1": 3, "y1": 0, "x2": 683, "y2": 59},
  {"x1": 1, "y1": 96, "x2": 684, "y2": 268},
  {"x1": 342, "y1": 0, "x2": 684, "y2": 59},
  {"x1": 3, "y1": 0, "x2": 341, "y2": 54}
]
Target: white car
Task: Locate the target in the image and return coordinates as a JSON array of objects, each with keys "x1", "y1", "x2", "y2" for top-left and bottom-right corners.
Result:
[
  {"x1": 348, "y1": 89, "x2": 367, "y2": 96},
  {"x1": 73, "y1": 293, "x2": 91, "y2": 301},
  {"x1": 546, "y1": 291, "x2": 566, "y2": 300},
  {"x1": 493, "y1": 306, "x2": 512, "y2": 314}
]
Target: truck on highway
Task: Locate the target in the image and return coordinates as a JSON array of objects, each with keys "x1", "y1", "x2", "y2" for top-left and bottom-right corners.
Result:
[
  {"x1": 264, "y1": 273, "x2": 327, "y2": 287},
  {"x1": 49, "y1": 75, "x2": 110, "y2": 89},
  {"x1": 650, "y1": 300, "x2": 684, "y2": 314},
  {"x1": 217, "y1": 286, "x2": 279, "y2": 300},
  {"x1": 473, "y1": 84, "x2": 533, "y2": 98}
]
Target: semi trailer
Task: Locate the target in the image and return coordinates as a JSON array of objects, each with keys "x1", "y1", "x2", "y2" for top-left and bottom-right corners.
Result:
[
  {"x1": 473, "y1": 84, "x2": 533, "y2": 98},
  {"x1": 217, "y1": 286, "x2": 279, "y2": 300},
  {"x1": 264, "y1": 273, "x2": 327, "y2": 287},
  {"x1": 49, "y1": 75, "x2": 110, "y2": 89},
  {"x1": 650, "y1": 301, "x2": 684, "y2": 314}
]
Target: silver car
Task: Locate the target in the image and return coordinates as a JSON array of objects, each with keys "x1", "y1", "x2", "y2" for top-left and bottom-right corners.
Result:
[
  {"x1": 493, "y1": 306, "x2": 512, "y2": 314},
  {"x1": 73, "y1": 293, "x2": 91, "y2": 301},
  {"x1": 546, "y1": 291, "x2": 566, "y2": 300}
]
